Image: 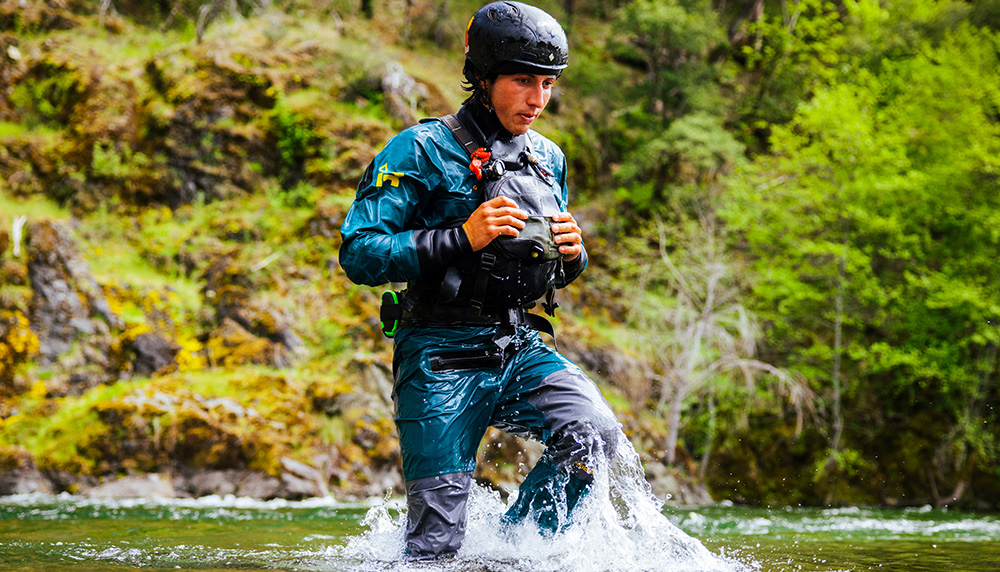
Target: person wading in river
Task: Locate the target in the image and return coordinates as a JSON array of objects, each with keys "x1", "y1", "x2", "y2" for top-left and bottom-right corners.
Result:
[{"x1": 339, "y1": 1, "x2": 626, "y2": 560}]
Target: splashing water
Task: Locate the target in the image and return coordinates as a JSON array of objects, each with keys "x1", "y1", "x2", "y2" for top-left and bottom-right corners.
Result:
[{"x1": 329, "y1": 434, "x2": 754, "y2": 572}]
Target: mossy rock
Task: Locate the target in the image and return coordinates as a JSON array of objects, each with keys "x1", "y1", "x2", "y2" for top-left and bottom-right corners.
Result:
[
  {"x1": 201, "y1": 253, "x2": 249, "y2": 296},
  {"x1": 12, "y1": 54, "x2": 89, "y2": 128},
  {"x1": 204, "y1": 317, "x2": 287, "y2": 368},
  {"x1": 306, "y1": 376, "x2": 352, "y2": 416},
  {"x1": 87, "y1": 400, "x2": 160, "y2": 474},
  {"x1": 0, "y1": 444, "x2": 35, "y2": 472},
  {"x1": 170, "y1": 409, "x2": 247, "y2": 469},
  {"x1": 73, "y1": 374, "x2": 325, "y2": 478},
  {"x1": 0, "y1": 260, "x2": 28, "y2": 288},
  {"x1": 0, "y1": 309, "x2": 40, "y2": 386},
  {"x1": 0, "y1": 1, "x2": 80, "y2": 35},
  {"x1": 348, "y1": 411, "x2": 399, "y2": 466}
]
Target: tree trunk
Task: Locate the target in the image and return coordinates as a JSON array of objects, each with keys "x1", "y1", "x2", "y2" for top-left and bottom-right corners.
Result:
[
  {"x1": 665, "y1": 387, "x2": 684, "y2": 465},
  {"x1": 698, "y1": 396, "x2": 716, "y2": 481}
]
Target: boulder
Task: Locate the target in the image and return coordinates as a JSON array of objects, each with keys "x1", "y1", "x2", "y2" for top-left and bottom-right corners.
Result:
[
  {"x1": 86, "y1": 473, "x2": 175, "y2": 499},
  {"x1": 181, "y1": 468, "x2": 242, "y2": 497},
  {"x1": 279, "y1": 456, "x2": 328, "y2": 499},
  {"x1": 233, "y1": 471, "x2": 282, "y2": 499},
  {"x1": 0, "y1": 446, "x2": 53, "y2": 495},
  {"x1": 201, "y1": 253, "x2": 304, "y2": 367},
  {"x1": 128, "y1": 332, "x2": 181, "y2": 376},
  {"x1": 0, "y1": 467, "x2": 53, "y2": 495},
  {"x1": 178, "y1": 465, "x2": 328, "y2": 500},
  {"x1": 25, "y1": 221, "x2": 122, "y2": 391}
]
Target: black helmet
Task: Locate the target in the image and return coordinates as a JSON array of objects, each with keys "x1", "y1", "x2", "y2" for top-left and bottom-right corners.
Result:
[{"x1": 465, "y1": 1, "x2": 568, "y2": 77}]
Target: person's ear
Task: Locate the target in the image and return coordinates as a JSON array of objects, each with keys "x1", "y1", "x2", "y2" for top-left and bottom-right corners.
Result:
[{"x1": 479, "y1": 78, "x2": 493, "y2": 106}]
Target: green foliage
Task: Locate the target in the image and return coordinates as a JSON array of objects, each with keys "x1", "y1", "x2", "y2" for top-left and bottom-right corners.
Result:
[
  {"x1": 722, "y1": 15, "x2": 1000, "y2": 502},
  {"x1": 970, "y1": 0, "x2": 1000, "y2": 29},
  {"x1": 606, "y1": 0, "x2": 736, "y2": 213},
  {"x1": 9, "y1": 60, "x2": 86, "y2": 128},
  {"x1": 610, "y1": 0, "x2": 727, "y2": 124},
  {"x1": 90, "y1": 142, "x2": 152, "y2": 179},
  {"x1": 552, "y1": 24, "x2": 633, "y2": 195},
  {"x1": 733, "y1": 0, "x2": 848, "y2": 147},
  {"x1": 614, "y1": 113, "x2": 744, "y2": 212},
  {"x1": 263, "y1": 87, "x2": 324, "y2": 190}
]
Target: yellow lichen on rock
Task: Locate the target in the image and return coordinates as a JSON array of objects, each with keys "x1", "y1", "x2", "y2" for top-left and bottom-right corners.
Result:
[{"x1": 0, "y1": 310, "x2": 40, "y2": 386}]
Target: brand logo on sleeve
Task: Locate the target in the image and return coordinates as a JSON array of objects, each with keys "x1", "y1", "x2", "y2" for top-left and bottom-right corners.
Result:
[{"x1": 376, "y1": 163, "x2": 403, "y2": 187}]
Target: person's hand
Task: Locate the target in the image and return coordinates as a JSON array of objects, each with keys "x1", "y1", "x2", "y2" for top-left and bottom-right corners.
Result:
[
  {"x1": 551, "y1": 212, "x2": 582, "y2": 261},
  {"x1": 462, "y1": 196, "x2": 527, "y2": 251}
]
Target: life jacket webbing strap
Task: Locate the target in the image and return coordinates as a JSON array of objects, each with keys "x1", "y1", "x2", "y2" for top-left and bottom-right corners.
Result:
[
  {"x1": 441, "y1": 114, "x2": 479, "y2": 157},
  {"x1": 470, "y1": 253, "x2": 496, "y2": 315}
]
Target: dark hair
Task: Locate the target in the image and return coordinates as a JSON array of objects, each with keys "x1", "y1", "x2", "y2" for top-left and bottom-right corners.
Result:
[{"x1": 461, "y1": 58, "x2": 495, "y2": 106}]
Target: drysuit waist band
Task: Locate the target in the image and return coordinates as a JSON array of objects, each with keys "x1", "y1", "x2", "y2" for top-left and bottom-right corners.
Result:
[{"x1": 401, "y1": 304, "x2": 554, "y2": 340}]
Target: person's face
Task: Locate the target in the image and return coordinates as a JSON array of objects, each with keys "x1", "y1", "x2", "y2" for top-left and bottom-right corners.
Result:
[{"x1": 485, "y1": 73, "x2": 557, "y2": 135}]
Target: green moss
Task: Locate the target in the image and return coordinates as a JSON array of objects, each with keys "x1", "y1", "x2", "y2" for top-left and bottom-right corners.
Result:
[
  {"x1": 9, "y1": 52, "x2": 93, "y2": 126},
  {"x1": 0, "y1": 122, "x2": 30, "y2": 139},
  {"x1": 0, "y1": 194, "x2": 70, "y2": 229},
  {"x1": 0, "y1": 379, "x2": 146, "y2": 474},
  {"x1": 90, "y1": 141, "x2": 152, "y2": 179},
  {"x1": 0, "y1": 369, "x2": 339, "y2": 478}
]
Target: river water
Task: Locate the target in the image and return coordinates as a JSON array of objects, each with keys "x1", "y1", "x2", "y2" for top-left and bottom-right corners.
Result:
[{"x1": 2, "y1": 489, "x2": 998, "y2": 572}]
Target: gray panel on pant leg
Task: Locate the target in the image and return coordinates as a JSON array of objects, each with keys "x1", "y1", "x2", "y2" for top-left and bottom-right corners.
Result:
[
  {"x1": 404, "y1": 472, "x2": 473, "y2": 559},
  {"x1": 530, "y1": 368, "x2": 622, "y2": 473}
]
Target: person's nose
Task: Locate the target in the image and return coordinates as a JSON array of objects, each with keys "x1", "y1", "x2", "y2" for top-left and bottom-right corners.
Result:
[{"x1": 526, "y1": 82, "x2": 546, "y2": 109}]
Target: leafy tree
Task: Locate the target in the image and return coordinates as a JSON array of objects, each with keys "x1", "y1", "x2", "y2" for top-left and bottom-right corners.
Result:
[
  {"x1": 613, "y1": 112, "x2": 744, "y2": 212},
  {"x1": 722, "y1": 18, "x2": 1000, "y2": 504},
  {"x1": 609, "y1": 0, "x2": 727, "y2": 125},
  {"x1": 608, "y1": 0, "x2": 737, "y2": 213},
  {"x1": 731, "y1": 0, "x2": 848, "y2": 149}
]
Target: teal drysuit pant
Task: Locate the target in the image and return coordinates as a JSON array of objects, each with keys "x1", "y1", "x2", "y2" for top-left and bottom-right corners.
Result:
[{"x1": 392, "y1": 324, "x2": 621, "y2": 558}]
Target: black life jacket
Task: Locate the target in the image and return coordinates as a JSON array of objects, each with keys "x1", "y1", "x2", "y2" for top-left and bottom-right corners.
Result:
[{"x1": 425, "y1": 114, "x2": 564, "y2": 315}]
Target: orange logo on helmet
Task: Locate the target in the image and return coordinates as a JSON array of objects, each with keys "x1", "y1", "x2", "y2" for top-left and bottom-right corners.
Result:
[{"x1": 465, "y1": 16, "x2": 474, "y2": 54}]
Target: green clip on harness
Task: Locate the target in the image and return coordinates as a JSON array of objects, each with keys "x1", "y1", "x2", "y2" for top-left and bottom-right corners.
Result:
[{"x1": 380, "y1": 290, "x2": 402, "y2": 337}]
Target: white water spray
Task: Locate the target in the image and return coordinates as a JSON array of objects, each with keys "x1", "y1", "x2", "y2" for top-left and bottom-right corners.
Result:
[{"x1": 331, "y1": 433, "x2": 756, "y2": 572}]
